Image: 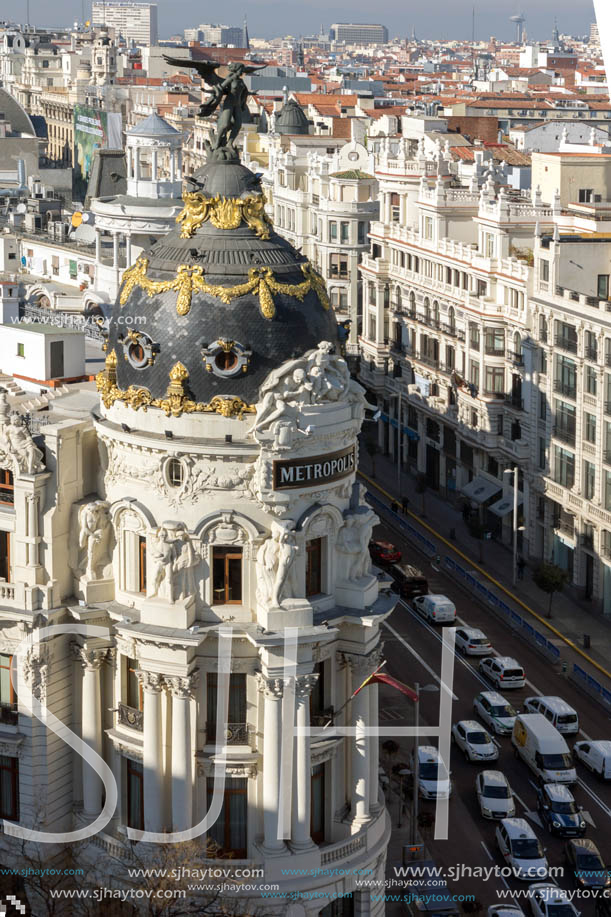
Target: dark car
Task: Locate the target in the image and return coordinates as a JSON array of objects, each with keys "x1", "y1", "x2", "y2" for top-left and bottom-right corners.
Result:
[
  {"x1": 536, "y1": 784, "x2": 586, "y2": 837},
  {"x1": 369, "y1": 539, "x2": 402, "y2": 566},
  {"x1": 392, "y1": 562, "x2": 429, "y2": 599},
  {"x1": 565, "y1": 838, "x2": 611, "y2": 889}
]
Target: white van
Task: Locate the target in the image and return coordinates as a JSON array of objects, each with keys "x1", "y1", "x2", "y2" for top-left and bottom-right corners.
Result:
[
  {"x1": 511, "y1": 713, "x2": 577, "y2": 784},
  {"x1": 523, "y1": 696, "x2": 579, "y2": 735},
  {"x1": 573, "y1": 740, "x2": 611, "y2": 779},
  {"x1": 412, "y1": 594, "x2": 456, "y2": 623}
]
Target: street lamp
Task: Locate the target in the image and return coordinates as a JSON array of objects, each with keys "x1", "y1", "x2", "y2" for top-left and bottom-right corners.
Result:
[
  {"x1": 411, "y1": 682, "x2": 439, "y2": 845},
  {"x1": 389, "y1": 391, "x2": 402, "y2": 494},
  {"x1": 503, "y1": 466, "x2": 519, "y2": 586}
]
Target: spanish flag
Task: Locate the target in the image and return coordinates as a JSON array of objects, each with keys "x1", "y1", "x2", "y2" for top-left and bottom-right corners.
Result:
[{"x1": 352, "y1": 663, "x2": 418, "y2": 702}]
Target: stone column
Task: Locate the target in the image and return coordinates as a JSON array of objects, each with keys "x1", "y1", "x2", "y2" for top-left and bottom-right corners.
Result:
[
  {"x1": 167, "y1": 673, "x2": 198, "y2": 833},
  {"x1": 257, "y1": 674, "x2": 286, "y2": 853},
  {"x1": 138, "y1": 670, "x2": 165, "y2": 833},
  {"x1": 151, "y1": 148, "x2": 158, "y2": 181},
  {"x1": 342, "y1": 652, "x2": 378, "y2": 826},
  {"x1": 26, "y1": 494, "x2": 39, "y2": 566},
  {"x1": 125, "y1": 234, "x2": 132, "y2": 267},
  {"x1": 134, "y1": 145, "x2": 141, "y2": 181},
  {"x1": 126, "y1": 145, "x2": 133, "y2": 178},
  {"x1": 73, "y1": 647, "x2": 107, "y2": 818},
  {"x1": 169, "y1": 150, "x2": 175, "y2": 182},
  {"x1": 95, "y1": 230, "x2": 101, "y2": 263},
  {"x1": 112, "y1": 232, "x2": 119, "y2": 269},
  {"x1": 291, "y1": 673, "x2": 318, "y2": 850}
]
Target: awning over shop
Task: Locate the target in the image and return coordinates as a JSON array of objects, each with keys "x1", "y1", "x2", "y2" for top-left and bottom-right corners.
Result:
[
  {"x1": 489, "y1": 490, "x2": 524, "y2": 518},
  {"x1": 379, "y1": 411, "x2": 420, "y2": 440},
  {"x1": 460, "y1": 475, "x2": 502, "y2": 505}
]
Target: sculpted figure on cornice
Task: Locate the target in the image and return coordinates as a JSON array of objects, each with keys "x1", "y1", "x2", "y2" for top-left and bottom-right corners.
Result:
[{"x1": 0, "y1": 396, "x2": 44, "y2": 475}]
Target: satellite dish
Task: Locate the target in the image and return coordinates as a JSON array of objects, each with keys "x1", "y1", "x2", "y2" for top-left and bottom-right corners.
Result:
[
  {"x1": 71, "y1": 211, "x2": 83, "y2": 228},
  {"x1": 74, "y1": 223, "x2": 96, "y2": 244}
]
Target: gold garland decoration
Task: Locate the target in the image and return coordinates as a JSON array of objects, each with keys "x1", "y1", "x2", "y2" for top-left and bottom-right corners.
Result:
[
  {"x1": 96, "y1": 352, "x2": 256, "y2": 419},
  {"x1": 119, "y1": 257, "x2": 329, "y2": 320},
  {"x1": 176, "y1": 191, "x2": 273, "y2": 240}
]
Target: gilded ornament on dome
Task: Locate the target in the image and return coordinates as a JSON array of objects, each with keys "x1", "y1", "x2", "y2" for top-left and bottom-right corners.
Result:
[
  {"x1": 118, "y1": 257, "x2": 329, "y2": 321},
  {"x1": 176, "y1": 191, "x2": 272, "y2": 240}
]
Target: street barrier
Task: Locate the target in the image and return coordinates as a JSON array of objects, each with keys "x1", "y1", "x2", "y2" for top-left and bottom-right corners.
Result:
[
  {"x1": 571, "y1": 663, "x2": 611, "y2": 712},
  {"x1": 367, "y1": 491, "x2": 561, "y2": 663}
]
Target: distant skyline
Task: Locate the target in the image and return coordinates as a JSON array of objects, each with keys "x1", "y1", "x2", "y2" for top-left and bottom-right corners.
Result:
[{"x1": 16, "y1": 0, "x2": 596, "y2": 41}]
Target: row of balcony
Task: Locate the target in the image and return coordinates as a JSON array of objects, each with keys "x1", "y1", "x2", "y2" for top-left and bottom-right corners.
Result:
[{"x1": 116, "y1": 706, "x2": 335, "y2": 741}]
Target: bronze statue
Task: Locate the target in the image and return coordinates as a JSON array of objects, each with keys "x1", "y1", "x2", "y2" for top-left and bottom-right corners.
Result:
[{"x1": 162, "y1": 56, "x2": 265, "y2": 160}]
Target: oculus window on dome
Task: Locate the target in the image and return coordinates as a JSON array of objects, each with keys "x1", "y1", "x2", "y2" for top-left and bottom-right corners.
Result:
[
  {"x1": 119, "y1": 330, "x2": 158, "y2": 369},
  {"x1": 201, "y1": 339, "x2": 251, "y2": 378}
]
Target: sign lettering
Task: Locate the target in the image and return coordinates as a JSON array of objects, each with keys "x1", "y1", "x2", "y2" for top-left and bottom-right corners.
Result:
[{"x1": 273, "y1": 445, "x2": 356, "y2": 490}]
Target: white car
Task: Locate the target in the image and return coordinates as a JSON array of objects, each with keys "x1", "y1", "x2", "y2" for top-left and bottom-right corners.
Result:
[
  {"x1": 488, "y1": 906, "x2": 525, "y2": 917},
  {"x1": 455, "y1": 626, "x2": 492, "y2": 656},
  {"x1": 452, "y1": 719, "x2": 499, "y2": 762},
  {"x1": 479, "y1": 656, "x2": 526, "y2": 689},
  {"x1": 476, "y1": 770, "x2": 516, "y2": 819},
  {"x1": 473, "y1": 691, "x2": 518, "y2": 736},
  {"x1": 416, "y1": 746, "x2": 452, "y2": 799},
  {"x1": 527, "y1": 884, "x2": 580, "y2": 917},
  {"x1": 573, "y1": 740, "x2": 611, "y2": 779},
  {"x1": 412, "y1": 594, "x2": 456, "y2": 623},
  {"x1": 495, "y1": 817, "x2": 549, "y2": 881},
  {"x1": 522, "y1": 696, "x2": 579, "y2": 735}
]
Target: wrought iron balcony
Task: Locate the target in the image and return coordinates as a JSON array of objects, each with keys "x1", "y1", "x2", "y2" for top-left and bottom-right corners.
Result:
[
  {"x1": 206, "y1": 722, "x2": 252, "y2": 745},
  {"x1": 553, "y1": 380, "x2": 577, "y2": 399},
  {"x1": 555, "y1": 335, "x2": 578, "y2": 354},
  {"x1": 553, "y1": 424, "x2": 576, "y2": 446},
  {"x1": 0, "y1": 703, "x2": 18, "y2": 726},
  {"x1": 554, "y1": 517, "x2": 575, "y2": 537},
  {"x1": 585, "y1": 345, "x2": 598, "y2": 362},
  {"x1": 118, "y1": 703, "x2": 143, "y2": 732},
  {"x1": 509, "y1": 351, "x2": 524, "y2": 366},
  {"x1": 311, "y1": 708, "x2": 335, "y2": 728},
  {"x1": 504, "y1": 395, "x2": 524, "y2": 411}
]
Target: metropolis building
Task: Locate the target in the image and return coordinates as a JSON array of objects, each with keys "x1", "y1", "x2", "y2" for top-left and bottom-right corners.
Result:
[{"x1": 0, "y1": 147, "x2": 393, "y2": 911}]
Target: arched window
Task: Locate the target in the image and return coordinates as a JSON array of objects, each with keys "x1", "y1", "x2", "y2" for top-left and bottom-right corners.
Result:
[
  {"x1": 423, "y1": 298, "x2": 431, "y2": 324},
  {"x1": 395, "y1": 287, "x2": 402, "y2": 311},
  {"x1": 432, "y1": 300, "x2": 440, "y2": 327},
  {"x1": 409, "y1": 291, "x2": 416, "y2": 317},
  {"x1": 448, "y1": 306, "x2": 456, "y2": 332}
]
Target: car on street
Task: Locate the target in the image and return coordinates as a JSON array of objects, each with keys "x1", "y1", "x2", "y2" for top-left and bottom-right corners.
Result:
[
  {"x1": 452, "y1": 720, "x2": 499, "y2": 762},
  {"x1": 573, "y1": 740, "x2": 611, "y2": 779},
  {"x1": 473, "y1": 691, "x2": 518, "y2": 735},
  {"x1": 416, "y1": 746, "x2": 452, "y2": 800},
  {"x1": 479, "y1": 656, "x2": 526, "y2": 689},
  {"x1": 369, "y1": 540, "x2": 401, "y2": 566},
  {"x1": 488, "y1": 906, "x2": 525, "y2": 917},
  {"x1": 564, "y1": 838, "x2": 610, "y2": 889},
  {"x1": 527, "y1": 883, "x2": 580, "y2": 917},
  {"x1": 391, "y1": 562, "x2": 429, "y2": 600},
  {"x1": 535, "y1": 784, "x2": 586, "y2": 837},
  {"x1": 454, "y1": 627, "x2": 492, "y2": 656},
  {"x1": 495, "y1": 817, "x2": 549, "y2": 881},
  {"x1": 522, "y1": 696, "x2": 579, "y2": 735},
  {"x1": 476, "y1": 770, "x2": 515, "y2": 819},
  {"x1": 412, "y1": 594, "x2": 456, "y2": 624}
]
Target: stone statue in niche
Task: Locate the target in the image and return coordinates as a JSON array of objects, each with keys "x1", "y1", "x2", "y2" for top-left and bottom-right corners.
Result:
[
  {"x1": 337, "y1": 507, "x2": 377, "y2": 582},
  {"x1": 0, "y1": 399, "x2": 45, "y2": 475},
  {"x1": 256, "y1": 522, "x2": 299, "y2": 607},
  {"x1": 78, "y1": 500, "x2": 112, "y2": 581},
  {"x1": 151, "y1": 524, "x2": 199, "y2": 603}
]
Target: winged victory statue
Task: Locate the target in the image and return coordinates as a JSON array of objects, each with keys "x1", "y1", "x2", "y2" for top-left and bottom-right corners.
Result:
[{"x1": 162, "y1": 56, "x2": 266, "y2": 160}]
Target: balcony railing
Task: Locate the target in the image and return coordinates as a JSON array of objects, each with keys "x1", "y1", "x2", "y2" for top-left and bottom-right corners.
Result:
[
  {"x1": 509, "y1": 351, "x2": 524, "y2": 366},
  {"x1": 555, "y1": 335, "x2": 578, "y2": 354},
  {"x1": 206, "y1": 722, "x2": 252, "y2": 745},
  {"x1": 585, "y1": 345, "x2": 598, "y2": 362},
  {"x1": 0, "y1": 703, "x2": 18, "y2": 726},
  {"x1": 554, "y1": 518, "x2": 575, "y2": 537},
  {"x1": 580, "y1": 534, "x2": 594, "y2": 550},
  {"x1": 504, "y1": 395, "x2": 524, "y2": 411},
  {"x1": 417, "y1": 353, "x2": 439, "y2": 368},
  {"x1": 606, "y1": 402, "x2": 611, "y2": 415},
  {"x1": 485, "y1": 347, "x2": 505, "y2": 357},
  {"x1": 604, "y1": 451, "x2": 611, "y2": 466},
  {"x1": 118, "y1": 703, "x2": 143, "y2": 732},
  {"x1": 606, "y1": 352, "x2": 611, "y2": 369},
  {"x1": 602, "y1": 542, "x2": 611, "y2": 560},
  {"x1": 553, "y1": 425, "x2": 576, "y2": 446},
  {"x1": 553, "y1": 380, "x2": 577, "y2": 399}
]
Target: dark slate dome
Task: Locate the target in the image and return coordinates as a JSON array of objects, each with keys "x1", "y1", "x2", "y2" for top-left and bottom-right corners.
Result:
[
  {"x1": 106, "y1": 159, "x2": 337, "y2": 410},
  {"x1": 276, "y1": 98, "x2": 310, "y2": 136}
]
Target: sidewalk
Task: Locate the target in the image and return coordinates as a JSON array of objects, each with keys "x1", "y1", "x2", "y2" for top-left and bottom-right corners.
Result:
[{"x1": 359, "y1": 440, "x2": 611, "y2": 682}]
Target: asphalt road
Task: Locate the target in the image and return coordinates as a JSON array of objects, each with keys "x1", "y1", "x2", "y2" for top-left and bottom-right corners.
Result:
[{"x1": 375, "y1": 517, "x2": 611, "y2": 913}]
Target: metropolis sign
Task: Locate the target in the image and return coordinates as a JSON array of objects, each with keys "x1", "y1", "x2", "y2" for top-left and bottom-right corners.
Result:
[{"x1": 273, "y1": 445, "x2": 356, "y2": 490}]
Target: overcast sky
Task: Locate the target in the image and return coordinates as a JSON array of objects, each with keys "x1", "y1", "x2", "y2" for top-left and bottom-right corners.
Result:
[{"x1": 20, "y1": 0, "x2": 596, "y2": 41}]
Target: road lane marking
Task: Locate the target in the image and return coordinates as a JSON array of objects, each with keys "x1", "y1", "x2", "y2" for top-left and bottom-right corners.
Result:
[
  {"x1": 383, "y1": 620, "x2": 458, "y2": 700},
  {"x1": 577, "y1": 778, "x2": 611, "y2": 819},
  {"x1": 481, "y1": 840, "x2": 494, "y2": 861},
  {"x1": 513, "y1": 791, "x2": 528, "y2": 812}
]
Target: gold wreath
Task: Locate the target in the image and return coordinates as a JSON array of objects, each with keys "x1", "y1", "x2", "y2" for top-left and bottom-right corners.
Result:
[
  {"x1": 119, "y1": 257, "x2": 329, "y2": 320},
  {"x1": 96, "y1": 352, "x2": 256, "y2": 419},
  {"x1": 176, "y1": 191, "x2": 273, "y2": 240}
]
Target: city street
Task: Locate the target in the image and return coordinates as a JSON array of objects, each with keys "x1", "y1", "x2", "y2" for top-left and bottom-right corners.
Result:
[{"x1": 375, "y1": 512, "x2": 611, "y2": 911}]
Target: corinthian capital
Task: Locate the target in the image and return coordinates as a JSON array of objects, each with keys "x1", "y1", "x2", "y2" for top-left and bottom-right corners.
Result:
[
  {"x1": 167, "y1": 671, "x2": 200, "y2": 699},
  {"x1": 340, "y1": 648, "x2": 382, "y2": 676},
  {"x1": 135, "y1": 670, "x2": 164, "y2": 693},
  {"x1": 294, "y1": 673, "x2": 319, "y2": 698},
  {"x1": 72, "y1": 644, "x2": 108, "y2": 670},
  {"x1": 255, "y1": 672, "x2": 284, "y2": 698}
]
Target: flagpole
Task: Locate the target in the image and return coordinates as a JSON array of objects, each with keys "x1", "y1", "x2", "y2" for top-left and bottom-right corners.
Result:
[{"x1": 323, "y1": 660, "x2": 387, "y2": 729}]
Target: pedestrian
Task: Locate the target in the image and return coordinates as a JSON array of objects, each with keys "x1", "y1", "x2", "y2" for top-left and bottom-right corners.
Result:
[
  {"x1": 391, "y1": 500, "x2": 398, "y2": 514},
  {"x1": 517, "y1": 556, "x2": 525, "y2": 580},
  {"x1": 401, "y1": 495, "x2": 410, "y2": 514}
]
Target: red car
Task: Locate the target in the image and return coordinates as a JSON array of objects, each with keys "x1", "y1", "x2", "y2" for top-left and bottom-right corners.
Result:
[{"x1": 369, "y1": 540, "x2": 402, "y2": 566}]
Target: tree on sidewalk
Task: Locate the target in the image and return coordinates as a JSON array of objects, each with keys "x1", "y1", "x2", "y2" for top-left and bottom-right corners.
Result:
[
  {"x1": 532, "y1": 563, "x2": 570, "y2": 619},
  {"x1": 364, "y1": 439, "x2": 378, "y2": 478}
]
